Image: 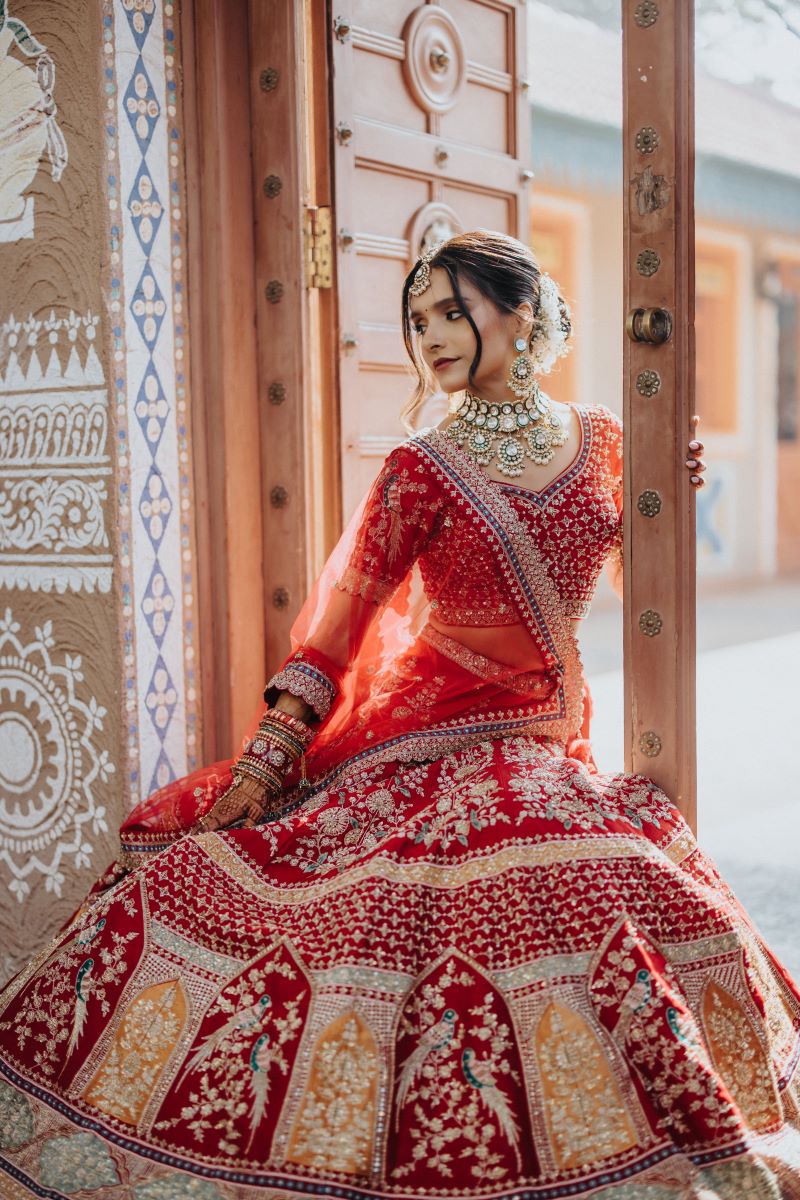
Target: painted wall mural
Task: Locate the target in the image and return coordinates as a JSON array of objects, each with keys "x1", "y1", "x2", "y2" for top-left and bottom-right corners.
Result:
[
  {"x1": 0, "y1": 310, "x2": 111, "y2": 593},
  {"x1": 0, "y1": 0, "x2": 199, "y2": 983},
  {"x1": 0, "y1": 4, "x2": 67, "y2": 242}
]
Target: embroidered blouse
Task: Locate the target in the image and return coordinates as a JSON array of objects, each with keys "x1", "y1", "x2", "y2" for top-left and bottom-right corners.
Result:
[{"x1": 265, "y1": 402, "x2": 623, "y2": 720}]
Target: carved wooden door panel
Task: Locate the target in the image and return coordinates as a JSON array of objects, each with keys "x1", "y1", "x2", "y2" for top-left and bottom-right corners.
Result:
[
  {"x1": 621, "y1": 2, "x2": 697, "y2": 828},
  {"x1": 330, "y1": 0, "x2": 531, "y2": 518}
]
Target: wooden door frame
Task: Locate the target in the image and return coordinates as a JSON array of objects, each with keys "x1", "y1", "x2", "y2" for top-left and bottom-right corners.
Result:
[
  {"x1": 302, "y1": 0, "x2": 343, "y2": 580},
  {"x1": 622, "y1": 2, "x2": 697, "y2": 830},
  {"x1": 183, "y1": 0, "x2": 700, "y2": 818},
  {"x1": 182, "y1": 0, "x2": 339, "y2": 759},
  {"x1": 182, "y1": 0, "x2": 265, "y2": 761},
  {"x1": 248, "y1": 0, "x2": 341, "y2": 668},
  {"x1": 330, "y1": 0, "x2": 531, "y2": 515}
]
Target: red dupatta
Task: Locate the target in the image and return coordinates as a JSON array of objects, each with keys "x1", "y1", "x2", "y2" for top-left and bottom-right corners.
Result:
[
  {"x1": 117, "y1": 425, "x2": 593, "y2": 863},
  {"x1": 272, "y1": 425, "x2": 589, "y2": 796}
]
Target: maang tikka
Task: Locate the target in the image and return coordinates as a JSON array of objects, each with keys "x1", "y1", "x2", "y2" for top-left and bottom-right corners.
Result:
[
  {"x1": 409, "y1": 240, "x2": 447, "y2": 297},
  {"x1": 446, "y1": 334, "x2": 568, "y2": 478}
]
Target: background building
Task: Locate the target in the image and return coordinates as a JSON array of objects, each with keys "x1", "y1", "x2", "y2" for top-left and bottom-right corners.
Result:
[{"x1": 527, "y1": 1, "x2": 800, "y2": 585}]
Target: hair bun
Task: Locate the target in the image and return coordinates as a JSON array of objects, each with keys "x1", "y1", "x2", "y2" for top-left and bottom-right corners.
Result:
[{"x1": 530, "y1": 271, "x2": 572, "y2": 374}]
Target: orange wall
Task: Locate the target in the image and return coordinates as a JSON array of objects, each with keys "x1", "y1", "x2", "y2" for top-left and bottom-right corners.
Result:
[{"x1": 530, "y1": 201, "x2": 579, "y2": 407}]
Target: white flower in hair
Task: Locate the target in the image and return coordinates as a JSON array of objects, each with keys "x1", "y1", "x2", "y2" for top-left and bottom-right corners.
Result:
[{"x1": 529, "y1": 271, "x2": 572, "y2": 374}]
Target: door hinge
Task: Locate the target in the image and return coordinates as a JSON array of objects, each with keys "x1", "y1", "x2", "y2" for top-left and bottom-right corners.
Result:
[{"x1": 304, "y1": 205, "x2": 333, "y2": 289}]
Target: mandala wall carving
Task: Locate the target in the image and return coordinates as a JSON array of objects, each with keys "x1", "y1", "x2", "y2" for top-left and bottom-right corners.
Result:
[{"x1": 0, "y1": 607, "x2": 114, "y2": 908}]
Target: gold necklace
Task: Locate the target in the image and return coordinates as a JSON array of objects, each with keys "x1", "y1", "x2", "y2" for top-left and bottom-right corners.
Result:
[{"x1": 445, "y1": 381, "x2": 568, "y2": 478}]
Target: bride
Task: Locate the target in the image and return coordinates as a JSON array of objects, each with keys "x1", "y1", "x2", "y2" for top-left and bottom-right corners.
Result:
[{"x1": 1, "y1": 230, "x2": 799, "y2": 1200}]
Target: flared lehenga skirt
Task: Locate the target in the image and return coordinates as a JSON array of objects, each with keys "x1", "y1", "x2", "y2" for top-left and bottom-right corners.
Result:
[{"x1": 1, "y1": 725, "x2": 800, "y2": 1200}]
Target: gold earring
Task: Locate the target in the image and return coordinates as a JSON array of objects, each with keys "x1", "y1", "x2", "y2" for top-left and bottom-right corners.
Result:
[{"x1": 506, "y1": 335, "x2": 535, "y2": 398}]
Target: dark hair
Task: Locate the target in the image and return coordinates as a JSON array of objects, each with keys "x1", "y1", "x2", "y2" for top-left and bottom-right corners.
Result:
[{"x1": 400, "y1": 228, "x2": 572, "y2": 433}]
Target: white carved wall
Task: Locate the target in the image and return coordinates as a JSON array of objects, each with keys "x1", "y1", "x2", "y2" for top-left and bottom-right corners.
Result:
[{"x1": 0, "y1": 0, "x2": 200, "y2": 981}]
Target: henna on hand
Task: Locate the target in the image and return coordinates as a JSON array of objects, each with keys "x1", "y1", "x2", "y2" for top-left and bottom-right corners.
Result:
[{"x1": 192, "y1": 779, "x2": 274, "y2": 833}]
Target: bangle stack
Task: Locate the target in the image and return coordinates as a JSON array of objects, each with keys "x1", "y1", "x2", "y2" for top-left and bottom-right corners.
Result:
[{"x1": 233, "y1": 708, "x2": 315, "y2": 798}]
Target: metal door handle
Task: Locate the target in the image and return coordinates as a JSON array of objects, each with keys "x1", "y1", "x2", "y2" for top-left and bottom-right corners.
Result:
[{"x1": 626, "y1": 306, "x2": 673, "y2": 344}]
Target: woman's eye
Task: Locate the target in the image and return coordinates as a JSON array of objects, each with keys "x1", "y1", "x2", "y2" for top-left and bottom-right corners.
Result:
[{"x1": 413, "y1": 311, "x2": 461, "y2": 334}]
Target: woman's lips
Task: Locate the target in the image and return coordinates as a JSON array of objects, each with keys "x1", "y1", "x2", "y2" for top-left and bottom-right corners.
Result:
[{"x1": 433, "y1": 357, "x2": 459, "y2": 370}]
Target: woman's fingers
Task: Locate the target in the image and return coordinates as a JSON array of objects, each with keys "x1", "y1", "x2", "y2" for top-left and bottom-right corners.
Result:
[
  {"x1": 687, "y1": 415, "x2": 706, "y2": 489},
  {"x1": 194, "y1": 804, "x2": 230, "y2": 833},
  {"x1": 241, "y1": 802, "x2": 264, "y2": 829},
  {"x1": 193, "y1": 788, "x2": 246, "y2": 833},
  {"x1": 192, "y1": 786, "x2": 271, "y2": 834}
]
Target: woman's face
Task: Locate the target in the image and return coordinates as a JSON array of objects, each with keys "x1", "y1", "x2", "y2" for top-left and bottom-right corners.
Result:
[{"x1": 408, "y1": 266, "x2": 533, "y2": 394}]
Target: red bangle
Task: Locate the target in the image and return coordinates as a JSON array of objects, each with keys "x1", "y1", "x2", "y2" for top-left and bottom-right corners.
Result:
[
  {"x1": 233, "y1": 706, "x2": 314, "y2": 796},
  {"x1": 263, "y1": 707, "x2": 314, "y2": 744}
]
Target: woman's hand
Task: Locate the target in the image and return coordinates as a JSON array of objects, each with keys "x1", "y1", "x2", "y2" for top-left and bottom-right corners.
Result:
[
  {"x1": 190, "y1": 691, "x2": 312, "y2": 836},
  {"x1": 273, "y1": 690, "x2": 314, "y2": 723},
  {"x1": 686, "y1": 414, "x2": 706, "y2": 489},
  {"x1": 192, "y1": 777, "x2": 276, "y2": 834}
]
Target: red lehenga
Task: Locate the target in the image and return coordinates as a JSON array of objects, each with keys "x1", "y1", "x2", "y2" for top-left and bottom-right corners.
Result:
[{"x1": 2, "y1": 402, "x2": 800, "y2": 1200}]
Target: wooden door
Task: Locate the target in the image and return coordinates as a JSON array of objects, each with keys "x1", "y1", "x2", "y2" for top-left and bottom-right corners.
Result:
[
  {"x1": 621, "y1": 2, "x2": 697, "y2": 829},
  {"x1": 183, "y1": 0, "x2": 265, "y2": 758},
  {"x1": 247, "y1": 0, "x2": 341, "y2": 677},
  {"x1": 330, "y1": 0, "x2": 532, "y2": 518}
]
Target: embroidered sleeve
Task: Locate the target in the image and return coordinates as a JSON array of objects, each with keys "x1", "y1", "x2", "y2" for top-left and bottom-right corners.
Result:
[
  {"x1": 335, "y1": 443, "x2": 441, "y2": 604},
  {"x1": 605, "y1": 408, "x2": 624, "y2": 572},
  {"x1": 263, "y1": 645, "x2": 343, "y2": 721},
  {"x1": 263, "y1": 443, "x2": 441, "y2": 723}
]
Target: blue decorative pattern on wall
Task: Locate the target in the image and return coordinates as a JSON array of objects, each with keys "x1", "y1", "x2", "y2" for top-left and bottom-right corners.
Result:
[{"x1": 104, "y1": 0, "x2": 199, "y2": 803}]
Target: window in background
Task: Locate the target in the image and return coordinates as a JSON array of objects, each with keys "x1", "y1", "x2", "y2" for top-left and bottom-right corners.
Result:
[
  {"x1": 530, "y1": 196, "x2": 580, "y2": 407},
  {"x1": 695, "y1": 239, "x2": 741, "y2": 435},
  {"x1": 777, "y1": 259, "x2": 799, "y2": 442},
  {"x1": 777, "y1": 256, "x2": 800, "y2": 571}
]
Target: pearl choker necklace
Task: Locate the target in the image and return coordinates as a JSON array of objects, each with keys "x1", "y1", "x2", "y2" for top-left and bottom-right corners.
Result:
[{"x1": 445, "y1": 383, "x2": 568, "y2": 478}]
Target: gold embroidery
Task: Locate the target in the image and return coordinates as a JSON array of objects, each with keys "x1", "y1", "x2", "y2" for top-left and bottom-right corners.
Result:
[
  {"x1": 418, "y1": 622, "x2": 555, "y2": 696},
  {"x1": 201, "y1": 829, "x2": 677, "y2": 905},
  {"x1": 0, "y1": 1180, "x2": 37, "y2": 1200},
  {"x1": 390, "y1": 955, "x2": 525, "y2": 1183},
  {"x1": 663, "y1": 828, "x2": 696, "y2": 863},
  {"x1": 335, "y1": 564, "x2": 396, "y2": 605},
  {"x1": 534, "y1": 1000, "x2": 639, "y2": 1169},
  {"x1": 83, "y1": 979, "x2": 187, "y2": 1127},
  {"x1": 412, "y1": 429, "x2": 587, "y2": 744},
  {"x1": 286, "y1": 1012, "x2": 378, "y2": 1175},
  {"x1": 701, "y1": 978, "x2": 782, "y2": 1132},
  {"x1": 154, "y1": 956, "x2": 305, "y2": 1157}
]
